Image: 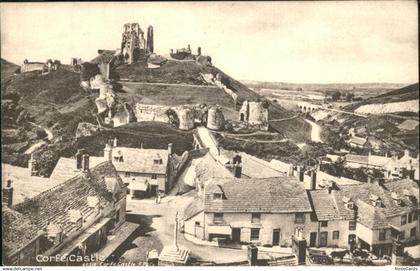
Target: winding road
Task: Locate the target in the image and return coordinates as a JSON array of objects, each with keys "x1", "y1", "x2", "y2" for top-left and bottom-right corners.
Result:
[
  {"x1": 305, "y1": 119, "x2": 323, "y2": 143},
  {"x1": 24, "y1": 122, "x2": 54, "y2": 154}
]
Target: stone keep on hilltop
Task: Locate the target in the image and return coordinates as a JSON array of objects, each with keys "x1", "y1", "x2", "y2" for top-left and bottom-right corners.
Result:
[{"x1": 121, "y1": 23, "x2": 154, "y2": 64}]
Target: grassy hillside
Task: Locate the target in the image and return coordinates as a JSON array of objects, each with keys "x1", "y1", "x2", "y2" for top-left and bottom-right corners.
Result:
[
  {"x1": 344, "y1": 83, "x2": 419, "y2": 111},
  {"x1": 115, "y1": 60, "x2": 211, "y2": 85},
  {"x1": 1, "y1": 59, "x2": 19, "y2": 82}
]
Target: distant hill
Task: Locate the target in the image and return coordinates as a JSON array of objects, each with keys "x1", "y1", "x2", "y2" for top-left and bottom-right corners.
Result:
[
  {"x1": 242, "y1": 80, "x2": 407, "y2": 92},
  {"x1": 1, "y1": 58, "x2": 19, "y2": 85},
  {"x1": 344, "y1": 82, "x2": 419, "y2": 112}
]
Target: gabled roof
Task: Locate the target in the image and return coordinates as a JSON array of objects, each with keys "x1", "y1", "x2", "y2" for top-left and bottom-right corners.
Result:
[
  {"x1": 111, "y1": 147, "x2": 169, "y2": 174},
  {"x1": 183, "y1": 198, "x2": 204, "y2": 221},
  {"x1": 222, "y1": 150, "x2": 286, "y2": 178},
  {"x1": 204, "y1": 177, "x2": 312, "y2": 213},
  {"x1": 348, "y1": 136, "x2": 367, "y2": 146},
  {"x1": 345, "y1": 154, "x2": 368, "y2": 164},
  {"x1": 3, "y1": 161, "x2": 125, "y2": 257},
  {"x1": 309, "y1": 190, "x2": 343, "y2": 221},
  {"x1": 50, "y1": 156, "x2": 106, "y2": 183},
  {"x1": 332, "y1": 180, "x2": 419, "y2": 229}
]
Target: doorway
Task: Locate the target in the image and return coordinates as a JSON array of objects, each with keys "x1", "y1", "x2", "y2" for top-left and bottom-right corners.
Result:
[
  {"x1": 309, "y1": 232, "x2": 317, "y2": 247},
  {"x1": 320, "y1": 232, "x2": 328, "y2": 247},
  {"x1": 232, "y1": 228, "x2": 241, "y2": 243},
  {"x1": 240, "y1": 113, "x2": 245, "y2": 121},
  {"x1": 272, "y1": 229, "x2": 281, "y2": 246}
]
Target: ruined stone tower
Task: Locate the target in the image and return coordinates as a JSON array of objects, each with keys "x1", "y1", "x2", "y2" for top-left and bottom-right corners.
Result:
[
  {"x1": 147, "y1": 25, "x2": 154, "y2": 53},
  {"x1": 121, "y1": 23, "x2": 146, "y2": 64}
]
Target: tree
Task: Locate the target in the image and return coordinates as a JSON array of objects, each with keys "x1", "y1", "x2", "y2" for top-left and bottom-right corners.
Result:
[
  {"x1": 331, "y1": 91, "x2": 341, "y2": 101},
  {"x1": 36, "y1": 150, "x2": 59, "y2": 177},
  {"x1": 346, "y1": 92, "x2": 355, "y2": 101}
]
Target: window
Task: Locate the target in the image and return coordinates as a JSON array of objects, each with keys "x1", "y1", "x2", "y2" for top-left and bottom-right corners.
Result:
[
  {"x1": 195, "y1": 221, "x2": 201, "y2": 226},
  {"x1": 401, "y1": 215, "x2": 407, "y2": 226},
  {"x1": 410, "y1": 227, "x2": 417, "y2": 237},
  {"x1": 348, "y1": 234, "x2": 356, "y2": 244},
  {"x1": 399, "y1": 231, "x2": 405, "y2": 240},
  {"x1": 251, "y1": 213, "x2": 261, "y2": 224},
  {"x1": 295, "y1": 213, "x2": 305, "y2": 224},
  {"x1": 151, "y1": 174, "x2": 157, "y2": 180},
  {"x1": 414, "y1": 211, "x2": 418, "y2": 221},
  {"x1": 125, "y1": 172, "x2": 130, "y2": 177},
  {"x1": 408, "y1": 212, "x2": 413, "y2": 223},
  {"x1": 321, "y1": 221, "x2": 328, "y2": 227},
  {"x1": 213, "y1": 213, "x2": 223, "y2": 224},
  {"x1": 333, "y1": 231, "x2": 340, "y2": 240},
  {"x1": 213, "y1": 193, "x2": 223, "y2": 200},
  {"x1": 250, "y1": 228, "x2": 260, "y2": 241},
  {"x1": 378, "y1": 229, "x2": 386, "y2": 241},
  {"x1": 349, "y1": 221, "x2": 356, "y2": 231}
]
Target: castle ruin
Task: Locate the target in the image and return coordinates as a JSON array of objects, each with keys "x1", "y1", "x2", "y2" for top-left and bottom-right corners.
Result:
[
  {"x1": 239, "y1": 100, "x2": 269, "y2": 130},
  {"x1": 121, "y1": 23, "x2": 154, "y2": 64}
]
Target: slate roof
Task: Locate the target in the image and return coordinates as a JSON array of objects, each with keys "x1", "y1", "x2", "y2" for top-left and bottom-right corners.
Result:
[
  {"x1": 345, "y1": 153, "x2": 393, "y2": 168},
  {"x1": 309, "y1": 190, "x2": 343, "y2": 221},
  {"x1": 348, "y1": 136, "x2": 367, "y2": 146},
  {"x1": 50, "y1": 156, "x2": 106, "y2": 183},
  {"x1": 183, "y1": 197, "x2": 204, "y2": 221},
  {"x1": 333, "y1": 180, "x2": 419, "y2": 229},
  {"x1": 3, "y1": 161, "x2": 125, "y2": 257},
  {"x1": 222, "y1": 150, "x2": 286, "y2": 178},
  {"x1": 111, "y1": 147, "x2": 169, "y2": 174},
  {"x1": 345, "y1": 154, "x2": 368, "y2": 164},
  {"x1": 204, "y1": 177, "x2": 312, "y2": 213}
]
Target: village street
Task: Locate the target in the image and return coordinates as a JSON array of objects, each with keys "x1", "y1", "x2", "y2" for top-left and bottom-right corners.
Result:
[{"x1": 113, "y1": 194, "x2": 248, "y2": 265}]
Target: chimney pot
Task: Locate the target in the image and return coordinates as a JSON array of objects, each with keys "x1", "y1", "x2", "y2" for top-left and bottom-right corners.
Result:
[
  {"x1": 168, "y1": 143, "x2": 173, "y2": 155},
  {"x1": 3, "y1": 180, "x2": 13, "y2": 207},
  {"x1": 113, "y1": 138, "x2": 118, "y2": 147},
  {"x1": 82, "y1": 154, "x2": 90, "y2": 172}
]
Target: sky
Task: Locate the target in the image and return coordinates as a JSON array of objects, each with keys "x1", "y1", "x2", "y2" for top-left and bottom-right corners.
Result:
[{"x1": 0, "y1": 1, "x2": 418, "y2": 84}]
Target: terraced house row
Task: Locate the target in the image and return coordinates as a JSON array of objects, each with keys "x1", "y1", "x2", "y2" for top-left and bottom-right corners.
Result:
[
  {"x1": 2, "y1": 159, "x2": 139, "y2": 266},
  {"x1": 183, "y1": 176, "x2": 419, "y2": 258}
]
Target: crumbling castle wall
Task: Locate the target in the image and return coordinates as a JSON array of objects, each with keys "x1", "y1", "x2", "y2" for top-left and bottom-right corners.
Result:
[
  {"x1": 207, "y1": 106, "x2": 225, "y2": 130},
  {"x1": 238, "y1": 100, "x2": 269, "y2": 130},
  {"x1": 135, "y1": 104, "x2": 171, "y2": 123},
  {"x1": 248, "y1": 101, "x2": 268, "y2": 125}
]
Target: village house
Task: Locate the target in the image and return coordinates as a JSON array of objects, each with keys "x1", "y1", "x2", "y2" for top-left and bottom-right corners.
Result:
[
  {"x1": 50, "y1": 139, "x2": 179, "y2": 199},
  {"x1": 183, "y1": 176, "x2": 313, "y2": 246},
  {"x1": 344, "y1": 149, "x2": 419, "y2": 181},
  {"x1": 309, "y1": 179, "x2": 419, "y2": 257},
  {"x1": 2, "y1": 159, "x2": 135, "y2": 266},
  {"x1": 103, "y1": 139, "x2": 177, "y2": 198},
  {"x1": 347, "y1": 135, "x2": 368, "y2": 149}
]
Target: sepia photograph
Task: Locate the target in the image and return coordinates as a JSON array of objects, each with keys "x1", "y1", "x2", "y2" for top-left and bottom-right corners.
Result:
[{"x1": 0, "y1": 1, "x2": 419, "y2": 268}]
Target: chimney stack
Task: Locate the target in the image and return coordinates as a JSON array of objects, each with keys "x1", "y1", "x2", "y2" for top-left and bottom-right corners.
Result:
[
  {"x1": 28, "y1": 154, "x2": 36, "y2": 176},
  {"x1": 310, "y1": 170, "x2": 317, "y2": 190},
  {"x1": 168, "y1": 143, "x2": 173, "y2": 155},
  {"x1": 82, "y1": 154, "x2": 90, "y2": 172},
  {"x1": 75, "y1": 149, "x2": 84, "y2": 170},
  {"x1": 404, "y1": 149, "x2": 410, "y2": 157},
  {"x1": 234, "y1": 163, "x2": 242, "y2": 178},
  {"x1": 104, "y1": 144, "x2": 113, "y2": 162},
  {"x1": 113, "y1": 137, "x2": 118, "y2": 147},
  {"x1": 2, "y1": 180, "x2": 13, "y2": 207}
]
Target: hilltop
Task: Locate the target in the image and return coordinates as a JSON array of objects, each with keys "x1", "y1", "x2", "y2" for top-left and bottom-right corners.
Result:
[
  {"x1": 319, "y1": 83, "x2": 419, "y2": 154},
  {"x1": 1, "y1": 56, "x2": 311, "y2": 174}
]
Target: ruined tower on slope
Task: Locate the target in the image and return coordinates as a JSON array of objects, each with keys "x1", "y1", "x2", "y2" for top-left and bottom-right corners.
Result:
[
  {"x1": 121, "y1": 23, "x2": 146, "y2": 64},
  {"x1": 147, "y1": 25, "x2": 154, "y2": 53}
]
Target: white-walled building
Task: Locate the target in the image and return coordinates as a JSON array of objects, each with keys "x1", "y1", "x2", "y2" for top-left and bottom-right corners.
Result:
[{"x1": 184, "y1": 177, "x2": 313, "y2": 246}]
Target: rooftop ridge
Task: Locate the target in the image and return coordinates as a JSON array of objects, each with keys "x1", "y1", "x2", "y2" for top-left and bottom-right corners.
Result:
[{"x1": 14, "y1": 161, "x2": 114, "y2": 211}]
